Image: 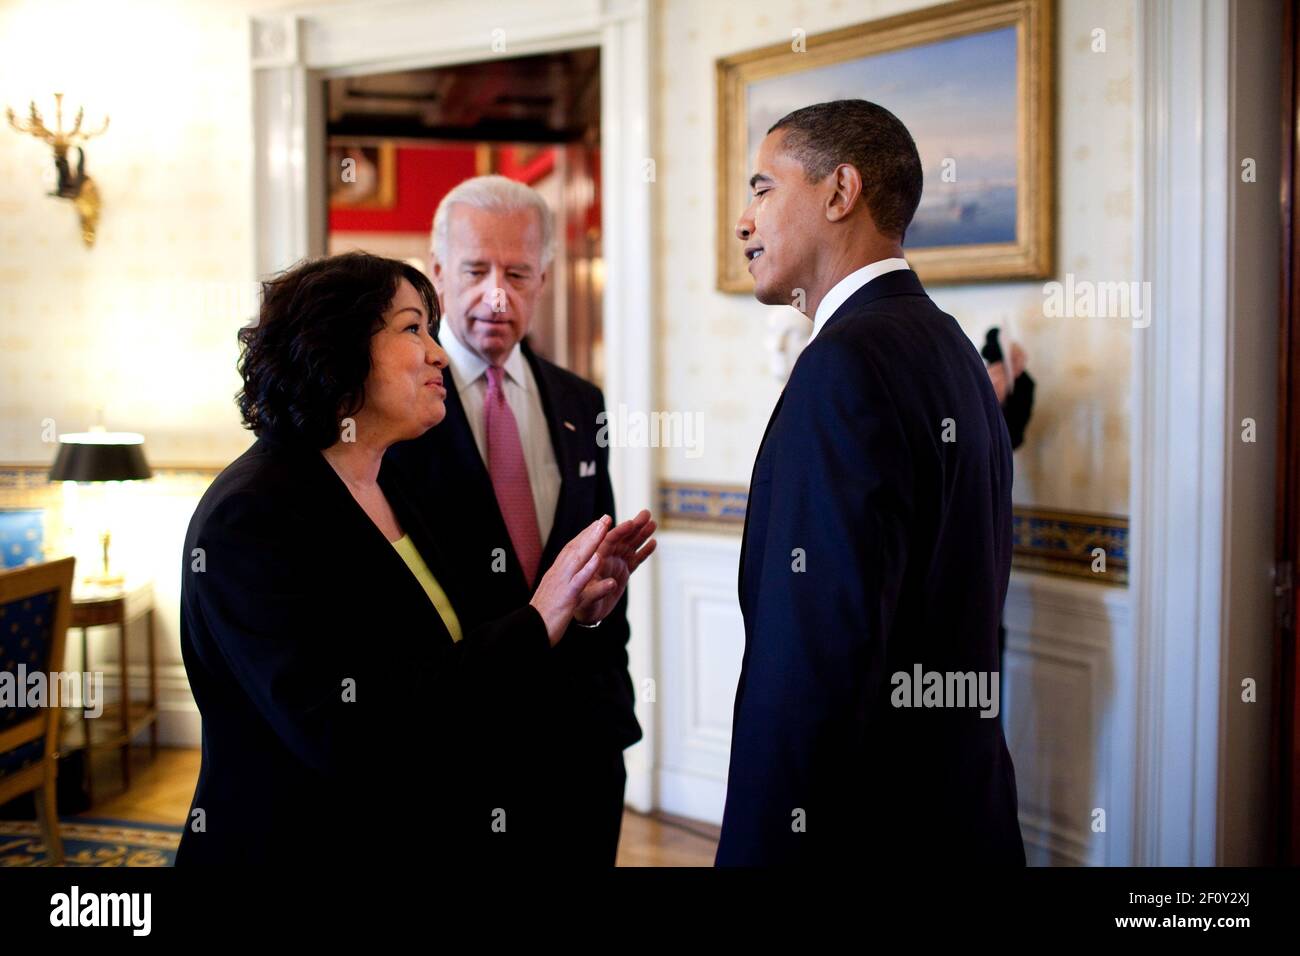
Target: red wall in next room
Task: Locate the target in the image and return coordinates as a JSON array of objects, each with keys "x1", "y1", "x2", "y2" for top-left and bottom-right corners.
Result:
[{"x1": 328, "y1": 146, "x2": 479, "y2": 234}]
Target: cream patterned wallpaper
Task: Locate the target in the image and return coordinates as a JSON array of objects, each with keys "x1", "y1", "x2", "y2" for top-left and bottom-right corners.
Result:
[
  {"x1": 0, "y1": 0, "x2": 356, "y2": 468},
  {"x1": 0, "y1": 0, "x2": 351, "y2": 689},
  {"x1": 652, "y1": 0, "x2": 1134, "y2": 516}
]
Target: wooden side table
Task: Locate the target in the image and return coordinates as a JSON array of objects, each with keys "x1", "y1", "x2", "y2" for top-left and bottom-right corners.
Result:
[{"x1": 60, "y1": 580, "x2": 158, "y2": 805}]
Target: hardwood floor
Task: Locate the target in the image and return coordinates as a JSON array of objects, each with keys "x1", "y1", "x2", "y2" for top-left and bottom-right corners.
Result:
[
  {"x1": 80, "y1": 746, "x2": 201, "y2": 826},
  {"x1": 616, "y1": 810, "x2": 719, "y2": 867},
  {"x1": 78, "y1": 747, "x2": 718, "y2": 866}
]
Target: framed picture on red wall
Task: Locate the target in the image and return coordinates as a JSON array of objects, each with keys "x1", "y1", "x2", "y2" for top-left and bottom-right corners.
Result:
[{"x1": 328, "y1": 141, "x2": 397, "y2": 210}]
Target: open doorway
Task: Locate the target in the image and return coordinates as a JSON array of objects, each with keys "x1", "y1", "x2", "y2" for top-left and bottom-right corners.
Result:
[
  {"x1": 322, "y1": 48, "x2": 604, "y2": 384},
  {"x1": 250, "y1": 3, "x2": 655, "y2": 813},
  {"x1": 1277, "y1": 0, "x2": 1300, "y2": 867}
]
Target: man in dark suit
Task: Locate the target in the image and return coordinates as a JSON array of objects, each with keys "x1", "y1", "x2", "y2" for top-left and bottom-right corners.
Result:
[
  {"x1": 716, "y1": 100, "x2": 1025, "y2": 866},
  {"x1": 386, "y1": 176, "x2": 644, "y2": 865}
]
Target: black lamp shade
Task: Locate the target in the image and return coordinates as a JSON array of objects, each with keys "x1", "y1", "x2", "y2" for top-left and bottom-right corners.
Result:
[{"x1": 49, "y1": 436, "x2": 152, "y2": 482}]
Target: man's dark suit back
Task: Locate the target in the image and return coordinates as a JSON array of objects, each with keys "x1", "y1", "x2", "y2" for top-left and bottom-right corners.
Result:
[
  {"x1": 386, "y1": 339, "x2": 640, "y2": 861},
  {"x1": 717, "y1": 268, "x2": 1025, "y2": 866}
]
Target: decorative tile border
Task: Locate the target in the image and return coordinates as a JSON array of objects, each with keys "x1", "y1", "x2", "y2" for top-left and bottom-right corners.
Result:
[
  {"x1": 658, "y1": 482, "x2": 748, "y2": 531},
  {"x1": 6, "y1": 469, "x2": 1128, "y2": 587},
  {"x1": 1, "y1": 463, "x2": 221, "y2": 485},
  {"x1": 658, "y1": 481, "x2": 1129, "y2": 587},
  {"x1": 1, "y1": 464, "x2": 220, "y2": 503},
  {"x1": 1010, "y1": 506, "x2": 1128, "y2": 586}
]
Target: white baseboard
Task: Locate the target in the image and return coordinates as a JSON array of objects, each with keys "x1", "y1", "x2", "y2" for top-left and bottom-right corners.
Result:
[
  {"x1": 657, "y1": 765, "x2": 727, "y2": 826},
  {"x1": 91, "y1": 663, "x2": 201, "y2": 748}
]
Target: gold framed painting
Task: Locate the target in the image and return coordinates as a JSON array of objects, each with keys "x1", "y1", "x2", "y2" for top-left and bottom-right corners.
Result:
[{"x1": 715, "y1": 0, "x2": 1054, "y2": 292}]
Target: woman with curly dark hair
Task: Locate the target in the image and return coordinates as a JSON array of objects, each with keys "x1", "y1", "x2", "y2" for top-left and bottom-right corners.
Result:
[{"x1": 176, "y1": 252, "x2": 653, "y2": 866}]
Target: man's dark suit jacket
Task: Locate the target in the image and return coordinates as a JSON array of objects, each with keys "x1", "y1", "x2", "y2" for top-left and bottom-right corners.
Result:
[
  {"x1": 176, "y1": 433, "x2": 549, "y2": 867},
  {"x1": 385, "y1": 338, "x2": 641, "y2": 860},
  {"x1": 716, "y1": 268, "x2": 1025, "y2": 866}
]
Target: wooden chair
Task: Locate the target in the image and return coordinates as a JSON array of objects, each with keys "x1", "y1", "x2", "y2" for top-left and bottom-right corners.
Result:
[{"x1": 0, "y1": 556, "x2": 75, "y2": 864}]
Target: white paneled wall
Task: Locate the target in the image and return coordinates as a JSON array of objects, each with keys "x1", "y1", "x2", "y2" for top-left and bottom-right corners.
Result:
[
  {"x1": 653, "y1": 531, "x2": 1133, "y2": 864},
  {"x1": 654, "y1": 531, "x2": 744, "y2": 824},
  {"x1": 1003, "y1": 572, "x2": 1132, "y2": 865}
]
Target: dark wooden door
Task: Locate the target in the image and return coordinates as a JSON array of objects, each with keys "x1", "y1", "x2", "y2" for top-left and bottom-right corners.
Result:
[{"x1": 1276, "y1": 0, "x2": 1300, "y2": 868}]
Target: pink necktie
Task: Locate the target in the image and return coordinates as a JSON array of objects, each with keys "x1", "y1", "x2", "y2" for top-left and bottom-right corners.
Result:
[{"x1": 484, "y1": 365, "x2": 543, "y2": 588}]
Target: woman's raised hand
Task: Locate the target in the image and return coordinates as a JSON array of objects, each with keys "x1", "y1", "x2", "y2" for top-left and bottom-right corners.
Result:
[
  {"x1": 574, "y1": 509, "x2": 657, "y2": 626},
  {"x1": 529, "y1": 515, "x2": 611, "y2": 646}
]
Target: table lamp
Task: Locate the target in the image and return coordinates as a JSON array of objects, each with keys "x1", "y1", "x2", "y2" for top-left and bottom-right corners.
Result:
[{"x1": 48, "y1": 427, "x2": 152, "y2": 586}]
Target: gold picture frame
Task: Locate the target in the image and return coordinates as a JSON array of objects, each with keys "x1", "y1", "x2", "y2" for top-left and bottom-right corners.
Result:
[
  {"x1": 327, "y1": 140, "x2": 398, "y2": 211},
  {"x1": 715, "y1": 0, "x2": 1055, "y2": 293}
]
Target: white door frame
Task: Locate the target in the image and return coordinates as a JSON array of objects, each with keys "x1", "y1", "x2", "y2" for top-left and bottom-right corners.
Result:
[
  {"x1": 249, "y1": 0, "x2": 658, "y2": 810},
  {"x1": 1131, "y1": 0, "x2": 1233, "y2": 865}
]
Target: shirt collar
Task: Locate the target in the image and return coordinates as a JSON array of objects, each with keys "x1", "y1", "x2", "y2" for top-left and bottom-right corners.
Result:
[
  {"x1": 810, "y1": 257, "x2": 911, "y2": 341},
  {"x1": 437, "y1": 323, "x2": 529, "y2": 392}
]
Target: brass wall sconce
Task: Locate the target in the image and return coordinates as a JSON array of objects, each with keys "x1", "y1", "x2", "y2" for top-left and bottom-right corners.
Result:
[{"x1": 5, "y1": 93, "x2": 109, "y2": 247}]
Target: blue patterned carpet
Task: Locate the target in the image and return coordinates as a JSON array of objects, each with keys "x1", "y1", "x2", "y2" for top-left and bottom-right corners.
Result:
[{"x1": 0, "y1": 817, "x2": 180, "y2": 866}]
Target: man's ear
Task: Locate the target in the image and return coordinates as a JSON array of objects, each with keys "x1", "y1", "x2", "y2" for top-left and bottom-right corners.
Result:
[
  {"x1": 825, "y1": 163, "x2": 864, "y2": 224},
  {"x1": 429, "y1": 256, "x2": 449, "y2": 317}
]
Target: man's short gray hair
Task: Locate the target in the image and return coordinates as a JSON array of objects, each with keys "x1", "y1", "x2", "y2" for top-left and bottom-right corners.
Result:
[{"x1": 430, "y1": 174, "x2": 556, "y2": 270}]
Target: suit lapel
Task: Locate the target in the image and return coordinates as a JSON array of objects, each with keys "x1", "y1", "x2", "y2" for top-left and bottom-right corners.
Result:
[
  {"x1": 522, "y1": 341, "x2": 580, "y2": 569},
  {"x1": 379, "y1": 464, "x2": 464, "y2": 620},
  {"x1": 737, "y1": 388, "x2": 786, "y2": 602},
  {"x1": 439, "y1": 375, "x2": 495, "y2": 499},
  {"x1": 751, "y1": 390, "x2": 787, "y2": 475},
  {"x1": 285, "y1": 440, "x2": 453, "y2": 644}
]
